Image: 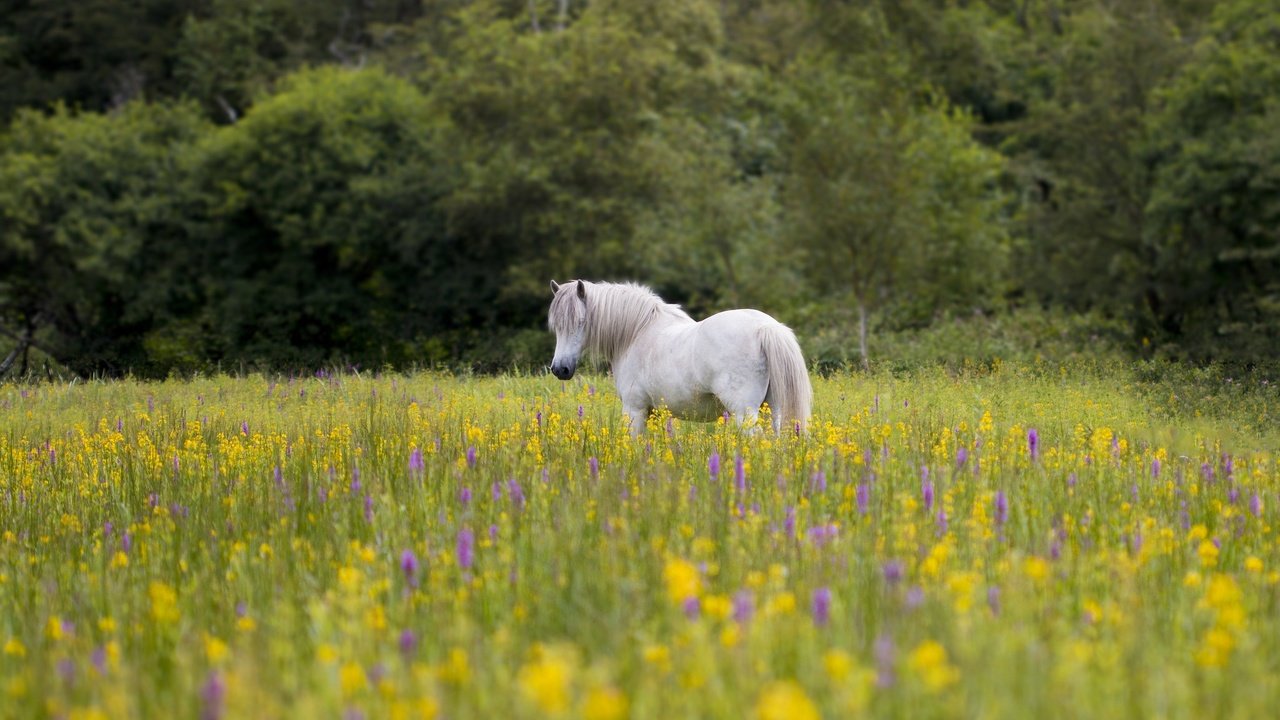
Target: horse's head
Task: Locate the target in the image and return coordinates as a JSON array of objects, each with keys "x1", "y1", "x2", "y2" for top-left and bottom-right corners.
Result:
[{"x1": 548, "y1": 279, "x2": 588, "y2": 380}]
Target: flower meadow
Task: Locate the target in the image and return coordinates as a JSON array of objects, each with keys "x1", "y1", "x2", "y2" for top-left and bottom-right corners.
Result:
[{"x1": 1, "y1": 366, "x2": 1278, "y2": 719}]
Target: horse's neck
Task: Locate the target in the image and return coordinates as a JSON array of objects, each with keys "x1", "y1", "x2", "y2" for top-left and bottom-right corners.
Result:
[{"x1": 588, "y1": 285, "x2": 687, "y2": 360}]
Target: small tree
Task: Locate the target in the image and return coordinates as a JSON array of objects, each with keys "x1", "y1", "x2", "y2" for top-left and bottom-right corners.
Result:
[{"x1": 782, "y1": 57, "x2": 1008, "y2": 367}]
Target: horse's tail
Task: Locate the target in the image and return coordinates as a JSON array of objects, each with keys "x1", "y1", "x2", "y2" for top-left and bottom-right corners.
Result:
[{"x1": 758, "y1": 322, "x2": 813, "y2": 433}]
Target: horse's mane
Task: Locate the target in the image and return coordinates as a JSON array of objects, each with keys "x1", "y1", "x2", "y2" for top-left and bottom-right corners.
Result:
[{"x1": 550, "y1": 281, "x2": 692, "y2": 360}]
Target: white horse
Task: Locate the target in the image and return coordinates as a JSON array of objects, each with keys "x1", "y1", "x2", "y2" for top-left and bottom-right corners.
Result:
[{"x1": 548, "y1": 280, "x2": 812, "y2": 434}]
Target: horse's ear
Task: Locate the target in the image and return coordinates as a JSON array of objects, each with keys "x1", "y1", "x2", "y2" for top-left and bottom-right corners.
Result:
[
  {"x1": 576, "y1": 280, "x2": 585, "y2": 300},
  {"x1": 550, "y1": 280, "x2": 561, "y2": 295}
]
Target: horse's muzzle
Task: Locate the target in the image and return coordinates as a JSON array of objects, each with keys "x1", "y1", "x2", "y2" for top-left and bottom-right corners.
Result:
[{"x1": 550, "y1": 362, "x2": 576, "y2": 381}]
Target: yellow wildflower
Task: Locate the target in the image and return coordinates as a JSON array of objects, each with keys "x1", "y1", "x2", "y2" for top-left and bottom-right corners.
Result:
[
  {"x1": 755, "y1": 681, "x2": 820, "y2": 720},
  {"x1": 908, "y1": 641, "x2": 960, "y2": 692},
  {"x1": 663, "y1": 558, "x2": 700, "y2": 604},
  {"x1": 582, "y1": 687, "x2": 627, "y2": 720},
  {"x1": 518, "y1": 648, "x2": 573, "y2": 715}
]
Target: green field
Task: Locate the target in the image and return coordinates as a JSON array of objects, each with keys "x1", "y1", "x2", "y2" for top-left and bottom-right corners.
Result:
[{"x1": 1, "y1": 365, "x2": 1278, "y2": 719}]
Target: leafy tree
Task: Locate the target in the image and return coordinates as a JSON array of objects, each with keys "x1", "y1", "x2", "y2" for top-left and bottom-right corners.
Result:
[
  {"x1": 420, "y1": 0, "x2": 738, "y2": 314},
  {"x1": 781, "y1": 57, "x2": 1009, "y2": 367},
  {"x1": 0, "y1": 0, "x2": 206, "y2": 121},
  {"x1": 1143, "y1": 0, "x2": 1280, "y2": 363},
  {"x1": 0, "y1": 101, "x2": 209, "y2": 376},
  {"x1": 1001, "y1": 1, "x2": 1192, "y2": 316},
  {"x1": 180, "y1": 65, "x2": 456, "y2": 369},
  {"x1": 175, "y1": 0, "x2": 426, "y2": 122}
]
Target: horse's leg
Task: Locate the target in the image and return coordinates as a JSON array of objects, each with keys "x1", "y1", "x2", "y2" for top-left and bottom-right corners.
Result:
[
  {"x1": 622, "y1": 404, "x2": 649, "y2": 437},
  {"x1": 713, "y1": 370, "x2": 769, "y2": 433}
]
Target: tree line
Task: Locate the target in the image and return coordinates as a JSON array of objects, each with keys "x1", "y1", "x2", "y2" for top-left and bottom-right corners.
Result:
[{"x1": 1, "y1": 0, "x2": 1276, "y2": 377}]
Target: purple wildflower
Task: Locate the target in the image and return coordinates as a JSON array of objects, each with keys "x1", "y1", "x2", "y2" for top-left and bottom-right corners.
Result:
[
  {"x1": 733, "y1": 590, "x2": 754, "y2": 624},
  {"x1": 808, "y1": 523, "x2": 838, "y2": 547},
  {"x1": 734, "y1": 452, "x2": 746, "y2": 494},
  {"x1": 1151, "y1": 458, "x2": 1161, "y2": 478},
  {"x1": 409, "y1": 448, "x2": 424, "y2": 475},
  {"x1": 708, "y1": 450, "x2": 720, "y2": 480},
  {"x1": 682, "y1": 596, "x2": 700, "y2": 620},
  {"x1": 201, "y1": 672, "x2": 226, "y2": 720},
  {"x1": 784, "y1": 506, "x2": 796, "y2": 539},
  {"x1": 936, "y1": 509, "x2": 948, "y2": 536},
  {"x1": 1250, "y1": 493, "x2": 1262, "y2": 518},
  {"x1": 350, "y1": 467, "x2": 361, "y2": 494},
  {"x1": 460, "y1": 486, "x2": 472, "y2": 507},
  {"x1": 363, "y1": 494, "x2": 374, "y2": 523},
  {"x1": 241, "y1": 421, "x2": 249, "y2": 436},
  {"x1": 812, "y1": 587, "x2": 832, "y2": 627},
  {"x1": 457, "y1": 528, "x2": 474, "y2": 570},
  {"x1": 1027, "y1": 428, "x2": 1039, "y2": 461},
  {"x1": 588, "y1": 456, "x2": 599, "y2": 480},
  {"x1": 399, "y1": 629, "x2": 417, "y2": 660},
  {"x1": 905, "y1": 587, "x2": 925, "y2": 609},
  {"x1": 956, "y1": 447, "x2": 968, "y2": 467},
  {"x1": 922, "y1": 478, "x2": 935, "y2": 513},
  {"x1": 988, "y1": 586, "x2": 1001, "y2": 616},
  {"x1": 994, "y1": 491, "x2": 1008, "y2": 526},
  {"x1": 856, "y1": 482, "x2": 870, "y2": 515},
  {"x1": 400, "y1": 549, "x2": 419, "y2": 587},
  {"x1": 465, "y1": 446, "x2": 477, "y2": 468},
  {"x1": 91, "y1": 646, "x2": 107, "y2": 675},
  {"x1": 875, "y1": 634, "x2": 896, "y2": 688},
  {"x1": 507, "y1": 479, "x2": 525, "y2": 510},
  {"x1": 811, "y1": 469, "x2": 827, "y2": 494},
  {"x1": 882, "y1": 560, "x2": 904, "y2": 585}
]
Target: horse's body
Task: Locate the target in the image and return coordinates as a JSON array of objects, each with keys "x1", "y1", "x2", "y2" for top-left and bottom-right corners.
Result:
[{"x1": 548, "y1": 280, "x2": 812, "y2": 434}]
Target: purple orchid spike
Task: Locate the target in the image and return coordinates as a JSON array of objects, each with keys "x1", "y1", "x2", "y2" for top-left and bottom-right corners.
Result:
[
  {"x1": 1027, "y1": 428, "x2": 1039, "y2": 461},
  {"x1": 733, "y1": 590, "x2": 754, "y2": 625},
  {"x1": 682, "y1": 596, "x2": 700, "y2": 620},
  {"x1": 409, "y1": 448, "x2": 424, "y2": 475},
  {"x1": 922, "y1": 478, "x2": 935, "y2": 513},
  {"x1": 956, "y1": 447, "x2": 968, "y2": 467},
  {"x1": 457, "y1": 528, "x2": 475, "y2": 570},
  {"x1": 994, "y1": 491, "x2": 1008, "y2": 526},
  {"x1": 708, "y1": 450, "x2": 720, "y2": 480},
  {"x1": 466, "y1": 446, "x2": 477, "y2": 468},
  {"x1": 400, "y1": 550, "x2": 419, "y2": 587},
  {"x1": 399, "y1": 629, "x2": 417, "y2": 660},
  {"x1": 856, "y1": 482, "x2": 870, "y2": 515},
  {"x1": 882, "y1": 560, "x2": 904, "y2": 585},
  {"x1": 811, "y1": 469, "x2": 827, "y2": 494},
  {"x1": 875, "y1": 634, "x2": 896, "y2": 688},
  {"x1": 201, "y1": 672, "x2": 226, "y2": 720},
  {"x1": 812, "y1": 587, "x2": 832, "y2": 627}
]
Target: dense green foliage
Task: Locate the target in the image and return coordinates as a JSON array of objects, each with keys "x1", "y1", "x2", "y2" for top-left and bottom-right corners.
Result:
[{"x1": 1, "y1": 0, "x2": 1277, "y2": 376}]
